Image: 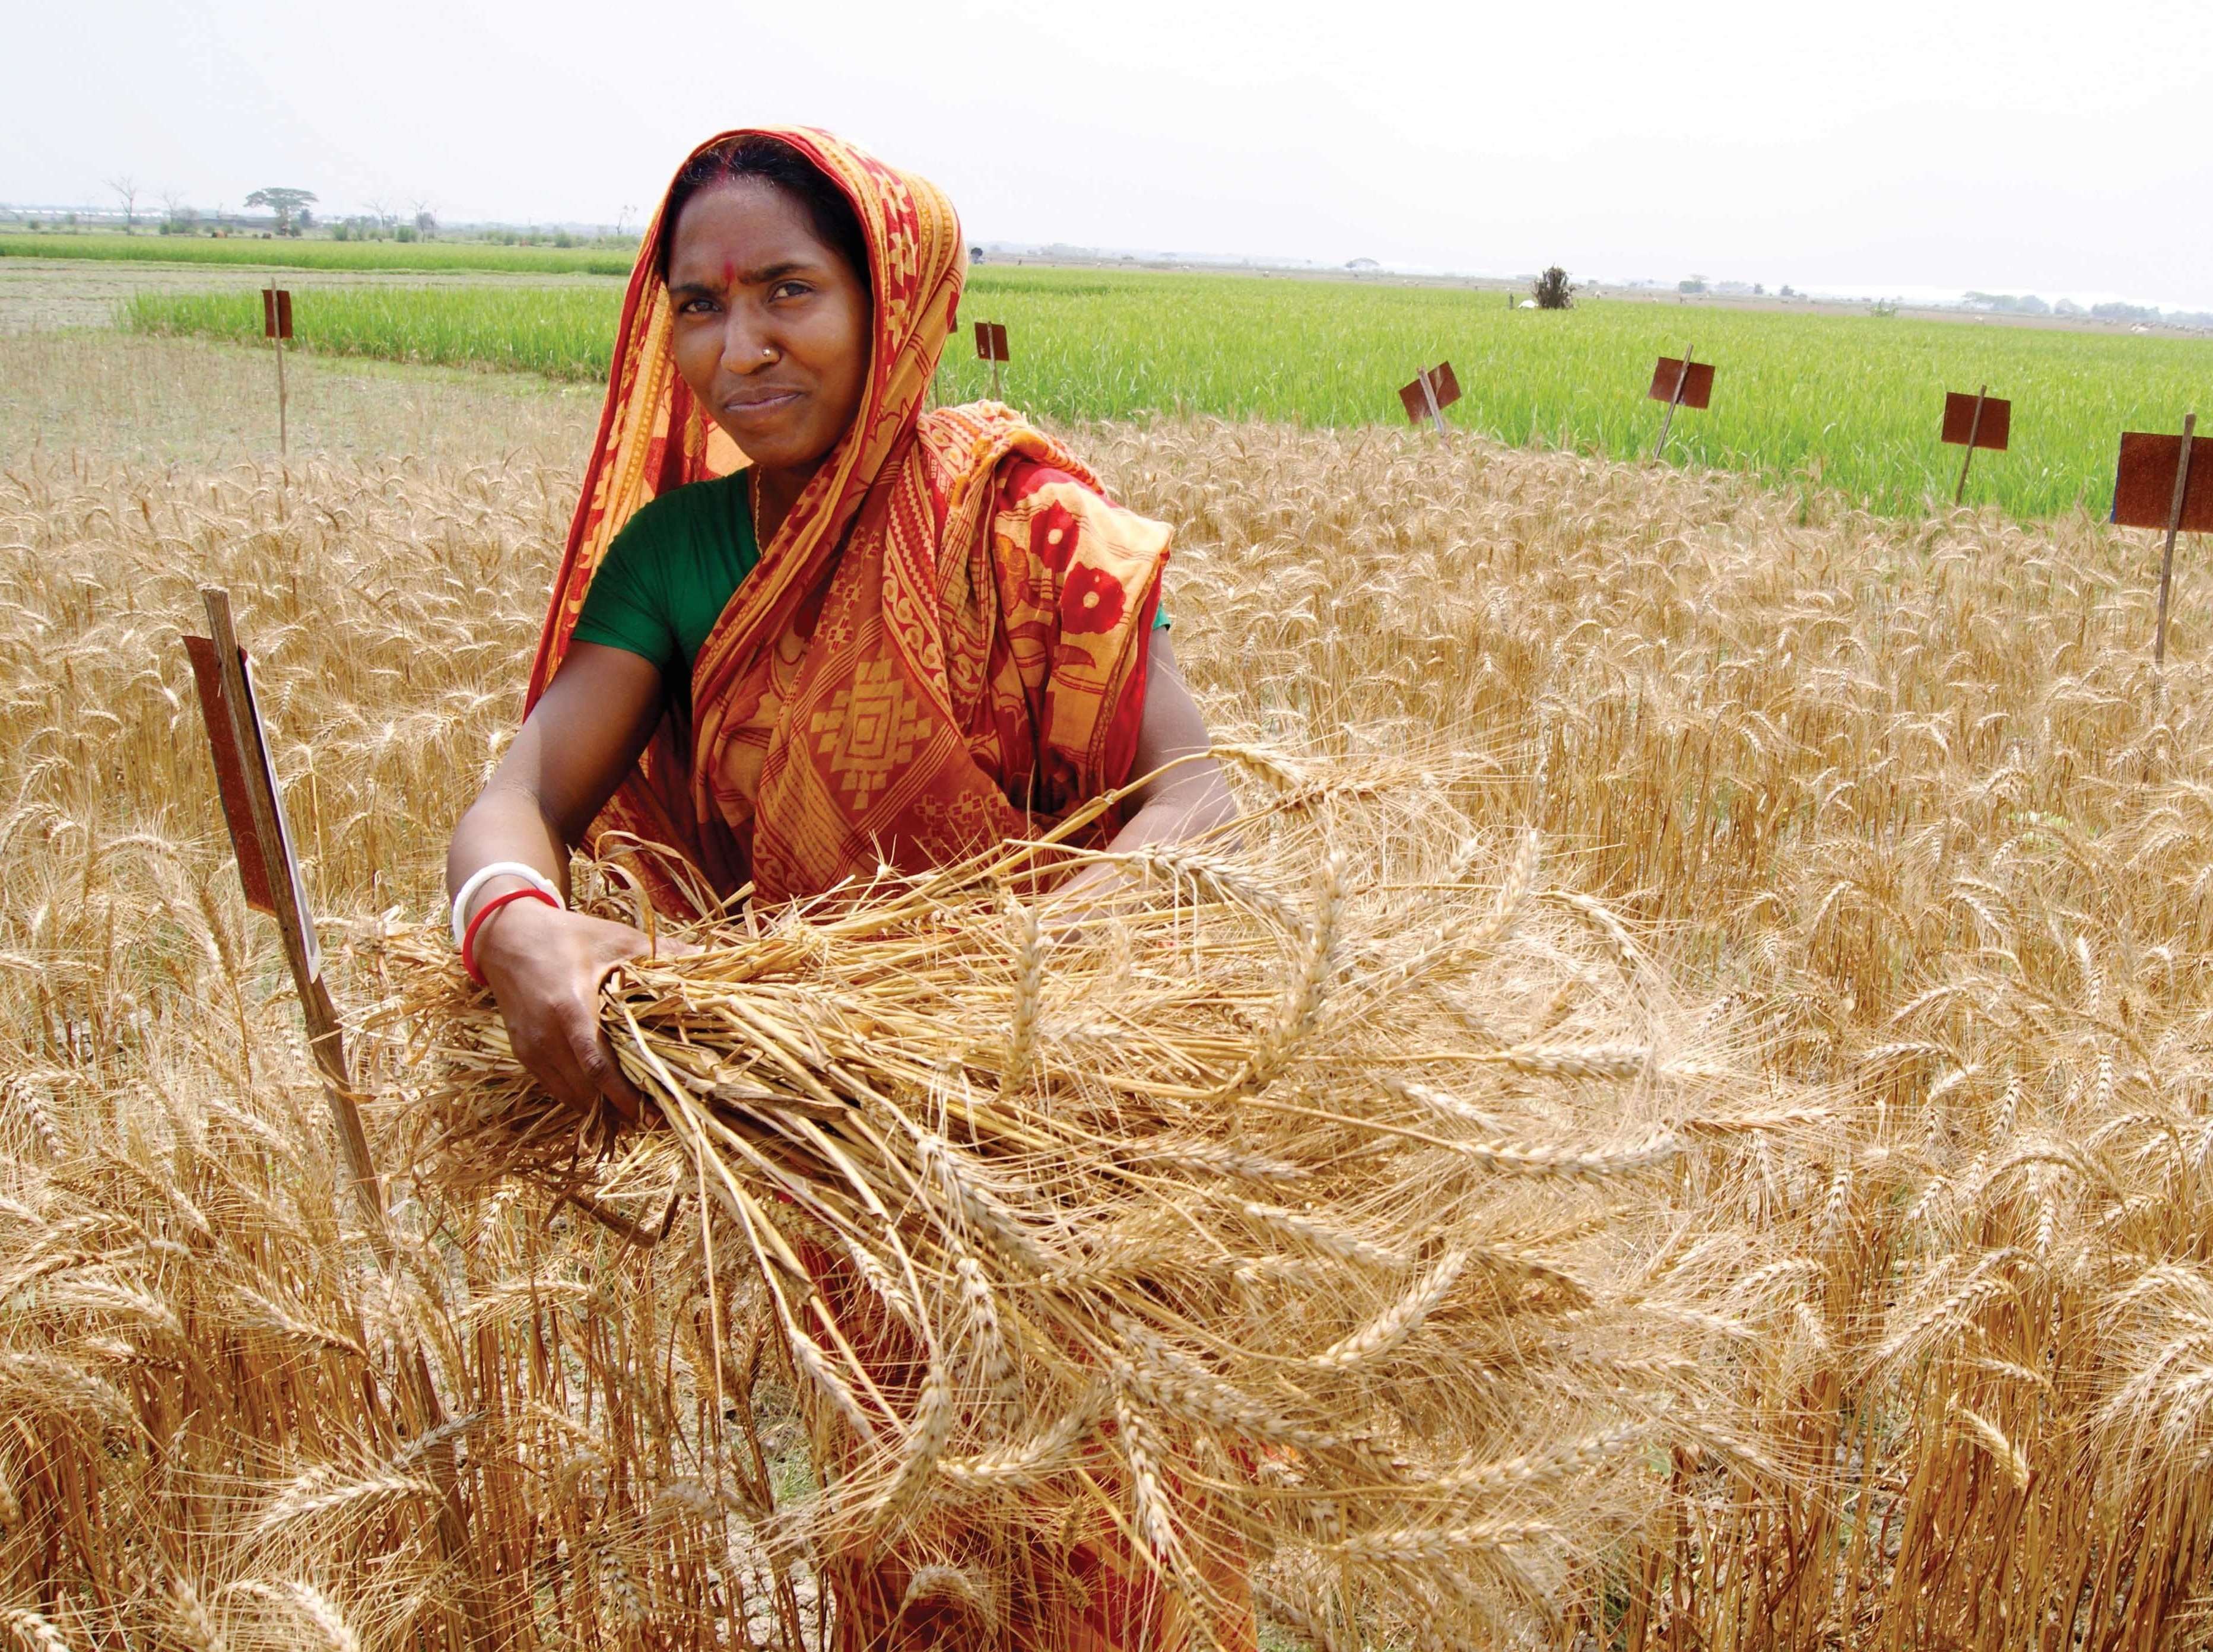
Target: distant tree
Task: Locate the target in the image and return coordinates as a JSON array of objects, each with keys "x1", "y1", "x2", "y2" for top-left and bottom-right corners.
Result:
[
  {"x1": 245, "y1": 188, "x2": 317, "y2": 234},
  {"x1": 157, "y1": 187, "x2": 199, "y2": 236},
  {"x1": 106, "y1": 176, "x2": 141, "y2": 233},
  {"x1": 412, "y1": 199, "x2": 439, "y2": 239},
  {"x1": 970, "y1": 244, "x2": 985, "y2": 262},
  {"x1": 2091, "y1": 300, "x2": 2158, "y2": 323},
  {"x1": 1531, "y1": 266, "x2": 1575, "y2": 309}
]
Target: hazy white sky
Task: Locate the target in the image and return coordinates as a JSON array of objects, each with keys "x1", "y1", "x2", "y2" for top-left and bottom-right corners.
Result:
[{"x1": 10, "y1": 0, "x2": 2212, "y2": 306}]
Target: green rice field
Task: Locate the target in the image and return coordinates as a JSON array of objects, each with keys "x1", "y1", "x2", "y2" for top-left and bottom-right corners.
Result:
[
  {"x1": 124, "y1": 285, "x2": 624, "y2": 382},
  {"x1": 119, "y1": 266, "x2": 2213, "y2": 519},
  {"x1": 2, "y1": 231, "x2": 637, "y2": 276}
]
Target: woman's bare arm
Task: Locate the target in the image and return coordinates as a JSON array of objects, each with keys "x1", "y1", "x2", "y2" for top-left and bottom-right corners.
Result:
[
  {"x1": 447, "y1": 641, "x2": 673, "y2": 898},
  {"x1": 444, "y1": 643, "x2": 676, "y2": 1115},
  {"x1": 1103, "y1": 629, "x2": 1237, "y2": 853}
]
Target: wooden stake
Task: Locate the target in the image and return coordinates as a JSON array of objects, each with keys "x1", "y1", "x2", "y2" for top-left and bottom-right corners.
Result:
[
  {"x1": 193, "y1": 587, "x2": 491, "y2": 1651},
  {"x1": 2155, "y1": 412, "x2": 2197, "y2": 666},
  {"x1": 1955, "y1": 383, "x2": 1987, "y2": 506},
  {"x1": 1418, "y1": 366, "x2": 1449, "y2": 438},
  {"x1": 1655, "y1": 345, "x2": 1693, "y2": 461},
  {"x1": 266, "y1": 286, "x2": 288, "y2": 455}
]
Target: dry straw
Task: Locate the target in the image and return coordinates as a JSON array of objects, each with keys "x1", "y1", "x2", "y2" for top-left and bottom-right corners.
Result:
[{"x1": 369, "y1": 758, "x2": 1792, "y2": 1647}]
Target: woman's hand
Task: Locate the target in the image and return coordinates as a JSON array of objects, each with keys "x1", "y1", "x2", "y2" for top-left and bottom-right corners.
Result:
[
  {"x1": 445, "y1": 642, "x2": 681, "y2": 1120},
  {"x1": 471, "y1": 897, "x2": 694, "y2": 1122}
]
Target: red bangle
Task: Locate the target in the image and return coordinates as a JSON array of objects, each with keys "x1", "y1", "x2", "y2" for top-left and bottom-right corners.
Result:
[{"x1": 461, "y1": 887, "x2": 558, "y2": 984}]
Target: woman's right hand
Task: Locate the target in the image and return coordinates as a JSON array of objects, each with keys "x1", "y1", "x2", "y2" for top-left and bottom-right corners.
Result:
[{"x1": 471, "y1": 897, "x2": 690, "y2": 1122}]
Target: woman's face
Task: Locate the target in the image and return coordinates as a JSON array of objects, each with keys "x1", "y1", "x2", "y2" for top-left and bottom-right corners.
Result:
[{"x1": 665, "y1": 178, "x2": 872, "y2": 476}]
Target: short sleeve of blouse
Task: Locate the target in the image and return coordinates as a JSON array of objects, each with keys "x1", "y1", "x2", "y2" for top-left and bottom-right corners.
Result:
[{"x1": 571, "y1": 516, "x2": 684, "y2": 673}]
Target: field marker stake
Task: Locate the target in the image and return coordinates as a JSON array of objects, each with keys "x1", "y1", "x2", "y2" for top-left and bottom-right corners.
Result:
[
  {"x1": 2155, "y1": 412, "x2": 2197, "y2": 666},
  {"x1": 187, "y1": 587, "x2": 492, "y2": 1650},
  {"x1": 262, "y1": 285, "x2": 293, "y2": 454},
  {"x1": 1655, "y1": 344, "x2": 1692, "y2": 461},
  {"x1": 974, "y1": 319, "x2": 1009, "y2": 401},
  {"x1": 1417, "y1": 367, "x2": 1447, "y2": 437},
  {"x1": 1955, "y1": 385, "x2": 1988, "y2": 505},
  {"x1": 1398, "y1": 362, "x2": 1461, "y2": 439}
]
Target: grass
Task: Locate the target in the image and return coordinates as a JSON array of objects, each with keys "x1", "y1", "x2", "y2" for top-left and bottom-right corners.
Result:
[
  {"x1": 2, "y1": 228, "x2": 640, "y2": 275},
  {"x1": 120, "y1": 264, "x2": 2213, "y2": 519},
  {"x1": 15, "y1": 337, "x2": 2213, "y2": 1646},
  {"x1": 123, "y1": 283, "x2": 626, "y2": 382}
]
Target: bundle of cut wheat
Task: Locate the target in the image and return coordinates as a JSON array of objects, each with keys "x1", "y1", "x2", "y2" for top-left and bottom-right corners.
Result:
[{"x1": 364, "y1": 754, "x2": 1813, "y2": 1648}]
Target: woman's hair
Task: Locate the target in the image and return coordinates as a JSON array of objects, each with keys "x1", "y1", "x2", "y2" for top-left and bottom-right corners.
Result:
[{"x1": 655, "y1": 135, "x2": 871, "y2": 292}]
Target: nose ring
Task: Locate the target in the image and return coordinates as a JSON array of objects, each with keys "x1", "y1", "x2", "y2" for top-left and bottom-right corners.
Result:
[{"x1": 759, "y1": 347, "x2": 775, "y2": 361}]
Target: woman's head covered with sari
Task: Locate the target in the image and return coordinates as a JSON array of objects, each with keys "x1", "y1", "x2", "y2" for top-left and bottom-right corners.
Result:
[{"x1": 529, "y1": 128, "x2": 1171, "y2": 914}]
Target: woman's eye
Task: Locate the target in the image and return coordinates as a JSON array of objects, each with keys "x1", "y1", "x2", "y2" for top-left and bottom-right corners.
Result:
[{"x1": 770, "y1": 281, "x2": 811, "y2": 301}]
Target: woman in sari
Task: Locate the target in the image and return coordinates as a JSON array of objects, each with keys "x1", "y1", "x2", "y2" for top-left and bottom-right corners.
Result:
[{"x1": 444, "y1": 128, "x2": 1247, "y2": 1649}]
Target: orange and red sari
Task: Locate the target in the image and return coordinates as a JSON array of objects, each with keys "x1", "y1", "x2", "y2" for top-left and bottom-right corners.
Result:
[
  {"x1": 529, "y1": 126, "x2": 1167, "y2": 916},
  {"x1": 527, "y1": 128, "x2": 1253, "y2": 1651}
]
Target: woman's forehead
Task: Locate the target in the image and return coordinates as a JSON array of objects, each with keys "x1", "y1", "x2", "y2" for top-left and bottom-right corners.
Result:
[{"x1": 668, "y1": 180, "x2": 843, "y2": 279}]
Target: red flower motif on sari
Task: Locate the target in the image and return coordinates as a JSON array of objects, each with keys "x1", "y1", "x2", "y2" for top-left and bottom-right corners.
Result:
[
  {"x1": 1030, "y1": 500, "x2": 1079, "y2": 571},
  {"x1": 1062, "y1": 562, "x2": 1126, "y2": 635}
]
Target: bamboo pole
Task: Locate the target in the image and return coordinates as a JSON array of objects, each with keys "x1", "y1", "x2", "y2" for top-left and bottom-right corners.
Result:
[
  {"x1": 1954, "y1": 385, "x2": 1987, "y2": 506},
  {"x1": 2154, "y1": 412, "x2": 2197, "y2": 665},
  {"x1": 1655, "y1": 346, "x2": 1693, "y2": 461}
]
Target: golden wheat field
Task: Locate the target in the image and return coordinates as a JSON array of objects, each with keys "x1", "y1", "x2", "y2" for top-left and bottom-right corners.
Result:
[{"x1": 11, "y1": 333, "x2": 2213, "y2": 1650}]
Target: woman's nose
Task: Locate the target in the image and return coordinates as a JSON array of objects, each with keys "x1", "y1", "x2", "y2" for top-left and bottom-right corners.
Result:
[{"x1": 721, "y1": 315, "x2": 776, "y2": 373}]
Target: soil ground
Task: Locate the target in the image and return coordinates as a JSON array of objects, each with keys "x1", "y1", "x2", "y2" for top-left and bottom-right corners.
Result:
[{"x1": 0, "y1": 328, "x2": 596, "y2": 465}]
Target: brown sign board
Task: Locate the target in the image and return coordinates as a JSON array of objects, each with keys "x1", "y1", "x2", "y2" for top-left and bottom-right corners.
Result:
[
  {"x1": 1398, "y1": 361, "x2": 1462, "y2": 424},
  {"x1": 2113, "y1": 431, "x2": 2213, "y2": 532},
  {"x1": 262, "y1": 288, "x2": 294, "y2": 341},
  {"x1": 1647, "y1": 357, "x2": 1714, "y2": 409},
  {"x1": 185, "y1": 634, "x2": 276, "y2": 914},
  {"x1": 183, "y1": 631, "x2": 320, "y2": 976},
  {"x1": 973, "y1": 320, "x2": 1009, "y2": 363},
  {"x1": 1942, "y1": 391, "x2": 2011, "y2": 452}
]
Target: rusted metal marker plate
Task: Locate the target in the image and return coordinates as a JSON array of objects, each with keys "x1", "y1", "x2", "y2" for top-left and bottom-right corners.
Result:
[
  {"x1": 262, "y1": 288, "x2": 293, "y2": 340},
  {"x1": 1942, "y1": 392, "x2": 2011, "y2": 451},
  {"x1": 182, "y1": 633, "x2": 320, "y2": 976},
  {"x1": 1647, "y1": 357, "x2": 1714, "y2": 409},
  {"x1": 2113, "y1": 432, "x2": 2213, "y2": 532},
  {"x1": 183, "y1": 634, "x2": 275, "y2": 913},
  {"x1": 973, "y1": 320, "x2": 1009, "y2": 363},
  {"x1": 1398, "y1": 361, "x2": 1462, "y2": 424}
]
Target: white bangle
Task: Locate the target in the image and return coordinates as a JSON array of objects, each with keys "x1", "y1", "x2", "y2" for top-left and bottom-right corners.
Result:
[{"x1": 450, "y1": 861, "x2": 564, "y2": 951}]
